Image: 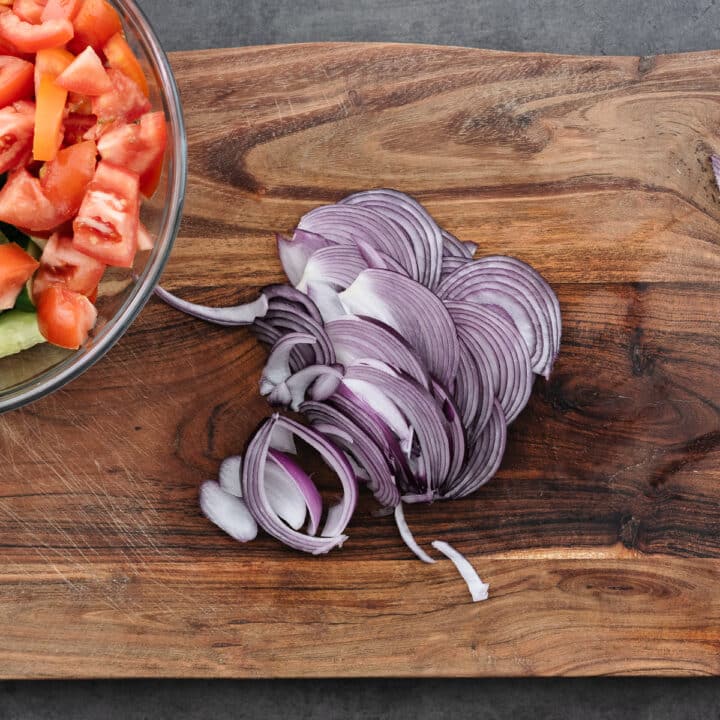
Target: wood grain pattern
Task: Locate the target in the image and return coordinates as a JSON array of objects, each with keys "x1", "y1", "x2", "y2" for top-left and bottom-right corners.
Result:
[{"x1": 2, "y1": 43, "x2": 720, "y2": 677}]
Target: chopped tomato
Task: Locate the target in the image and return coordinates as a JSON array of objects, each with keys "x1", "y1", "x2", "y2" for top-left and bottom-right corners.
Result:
[
  {"x1": 41, "y1": 0, "x2": 79, "y2": 21},
  {"x1": 36, "y1": 282, "x2": 96, "y2": 348},
  {"x1": 68, "y1": 0, "x2": 120, "y2": 53},
  {"x1": 91, "y1": 68, "x2": 150, "y2": 124},
  {"x1": 0, "y1": 241, "x2": 39, "y2": 309},
  {"x1": 103, "y1": 32, "x2": 148, "y2": 97},
  {"x1": 62, "y1": 110, "x2": 95, "y2": 144},
  {"x1": 72, "y1": 160, "x2": 139, "y2": 267},
  {"x1": 55, "y1": 45, "x2": 111, "y2": 95},
  {"x1": 0, "y1": 99, "x2": 34, "y2": 173},
  {"x1": 33, "y1": 71, "x2": 67, "y2": 161},
  {"x1": 97, "y1": 111, "x2": 166, "y2": 196},
  {"x1": 12, "y1": 0, "x2": 47, "y2": 24},
  {"x1": 0, "y1": 55, "x2": 33, "y2": 106},
  {"x1": 137, "y1": 220, "x2": 152, "y2": 251},
  {"x1": 0, "y1": 10, "x2": 73, "y2": 53},
  {"x1": 32, "y1": 231, "x2": 104, "y2": 299},
  {"x1": 33, "y1": 45, "x2": 72, "y2": 94},
  {"x1": 0, "y1": 167, "x2": 63, "y2": 230},
  {"x1": 40, "y1": 138, "x2": 96, "y2": 219}
]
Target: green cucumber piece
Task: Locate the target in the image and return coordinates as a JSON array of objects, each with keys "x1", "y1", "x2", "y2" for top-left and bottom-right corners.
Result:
[
  {"x1": 0, "y1": 311, "x2": 45, "y2": 359},
  {"x1": 13, "y1": 283, "x2": 35, "y2": 313}
]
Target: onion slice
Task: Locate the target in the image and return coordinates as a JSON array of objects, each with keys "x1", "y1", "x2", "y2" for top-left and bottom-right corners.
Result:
[
  {"x1": 395, "y1": 504, "x2": 436, "y2": 564},
  {"x1": 326, "y1": 316, "x2": 430, "y2": 389},
  {"x1": 260, "y1": 333, "x2": 317, "y2": 395},
  {"x1": 339, "y1": 269, "x2": 460, "y2": 389},
  {"x1": 431, "y1": 540, "x2": 488, "y2": 602},
  {"x1": 342, "y1": 189, "x2": 443, "y2": 290},
  {"x1": 301, "y1": 400, "x2": 400, "y2": 507},
  {"x1": 218, "y1": 455, "x2": 243, "y2": 496},
  {"x1": 267, "y1": 449, "x2": 323, "y2": 535},
  {"x1": 242, "y1": 415, "x2": 358, "y2": 554},
  {"x1": 200, "y1": 480, "x2": 258, "y2": 542},
  {"x1": 155, "y1": 286, "x2": 268, "y2": 327}
]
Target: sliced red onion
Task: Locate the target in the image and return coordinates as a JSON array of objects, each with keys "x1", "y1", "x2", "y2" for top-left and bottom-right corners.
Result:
[
  {"x1": 342, "y1": 376, "x2": 414, "y2": 453},
  {"x1": 326, "y1": 316, "x2": 430, "y2": 389},
  {"x1": 260, "y1": 333, "x2": 317, "y2": 395},
  {"x1": 342, "y1": 189, "x2": 443, "y2": 290},
  {"x1": 441, "y1": 401, "x2": 507, "y2": 499},
  {"x1": 199, "y1": 480, "x2": 258, "y2": 542},
  {"x1": 270, "y1": 364, "x2": 343, "y2": 411},
  {"x1": 355, "y1": 240, "x2": 408, "y2": 274},
  {"x1": 267, "y1": 449, "x2": 323, "y2": 535},
  {"x1": 344, "y1": 363, "x2": 452, "y2": 493},
  {"x1": 263, "y1": 304, "x2": 335, "y2": 366},
  {"x1": 297, "y1": 204, "x2": 420, "y2": 282},
  {"x1": 296, "y1": 245, "x2": 368, "y2": 292},
  {"x1": 264, "y1": 458, "x2": 308, "y2": 530},
  {"x1": 475, "y1": 256, "x2": 561, "y2": 373},
  {"x1": 446, "y1": 301, "x2": 533, "y2": 425},
  {"x1": 242, "y1": 415, "x2": 357, "y2": 554},
  {"x1": 301, "y1": 400, "x2": 400, "y2": 507},
  {"x1": 277, "y1": 230, "x2": 333, "y2": 286},
  {"x1": 441, "y1": 229, "x2": 475, "y2": 259},
  {"x1": 269, "y1": 423, "x2": 297, "y2": 455},
  {"x1": 339, "y1": 269, "x2": 459, "y2": 389},
  {"x1": 332, "y1": 385, "x2": 418, "y2": 492},
  {"x1": 155, "y1": 286, "x2": 268, "y2": 327},
  {"x1": 262, "y1": 284, "x2": 324, "y2": 325},
  {"x1": 430, "y1": 379, "x2": 466, "y2": 481},
  {"x1": 394, "y1": 504, "x2": 436, "y2": 564},
  {"x1": 431, "y1": 540, "x2": 488, "y2": 602},
  {"x1": 306, "y1": 281, "x2": 347, "y2": 323},
  {"x1": 218, "y1": 455, "x2": 243, "y2": 496},
  {"x1": 438, "y1": 258, "x2": 560, "y2": 378},
  {"x1": 439, "y1": 255, "x2": 472, "y2": 283}
]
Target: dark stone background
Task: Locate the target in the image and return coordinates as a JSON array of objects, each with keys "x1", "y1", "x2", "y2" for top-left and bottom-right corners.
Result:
[{"x1": 4, "y1": 1, "x2": 720, "y2": 716}]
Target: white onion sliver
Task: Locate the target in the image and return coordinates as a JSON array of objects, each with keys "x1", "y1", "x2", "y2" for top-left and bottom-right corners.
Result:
[
  {"x1": 394, "y1": 504, "x2": 436, "y2": 564},
  {"x1": 218, "y1": 455, "x2": 243, "y2": 497},
  {"x1": 199, "y1": 480, "x2": 258, "y2": 542},
  {"x1": 431, "y1": 540, "x2": 489, "y2": 602},
  {"x1": 264, "y1": 460, "x2": 307, "y2": 530}
]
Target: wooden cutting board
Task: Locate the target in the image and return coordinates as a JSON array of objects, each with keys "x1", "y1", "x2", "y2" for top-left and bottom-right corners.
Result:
[{"x1": 2, "y1": 42, "x2": 720, "y2": 678}]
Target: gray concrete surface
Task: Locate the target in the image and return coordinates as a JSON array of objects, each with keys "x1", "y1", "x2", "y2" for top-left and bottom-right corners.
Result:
[{"x1": 3, "y1": 1, "x2": 720, "y2": 717}]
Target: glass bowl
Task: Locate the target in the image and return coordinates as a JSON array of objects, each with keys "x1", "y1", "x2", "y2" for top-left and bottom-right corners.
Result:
[{"x1": 0, "y1": 0, "x2": 187, "y2": 414}]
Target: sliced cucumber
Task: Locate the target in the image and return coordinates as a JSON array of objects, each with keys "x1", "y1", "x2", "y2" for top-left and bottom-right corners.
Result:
[
  {"x1": 13, "y1": 282, "x2": 35, "y2": 313},
  {"x1": 0, "y1": 311, "x2": 45, "y2": 359}
]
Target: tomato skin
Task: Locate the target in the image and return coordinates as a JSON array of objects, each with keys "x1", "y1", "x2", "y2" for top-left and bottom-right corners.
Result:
[
  {"x1": 12, "y1": 0, "x2": 46, "y2": 24},
  {"x1": 0, "y1": 166, "x2": 63, "y2": 230},
  {"x1": 68, "y1": 0, "x2": 120, "y2": 53},
  {"x1": 36, "y1": 282, "x2": 97, "y2": 349},
  {"x1": 91, "y1": 68, "x2": 150, "y2": 125},
  {"x1": 32, "y1": 231, "x2": 104, "y2": 299},
  {"x1": 0, "y1": 99, "x2": 34, "y2": 173},
  {"x1": 41, "y1": 0, "x2": 80, "y2": 21},
  {"x1": 0, "y1": 241, "x2": 39, "y2": 309},
  {"x1": 0, "y1": 54, "x2": 33, "y2": 106},
  {"x1": 72, "y1": 160, "x2": 139, "y2": 267},
  {"x1": 0, "y1": 10, "x2": 74, "y2": 53},
  {"x1": 103, "y1": 32, "x2": 148, "y2": 97},
  {"x1": 55, "y1": 45, "x2": 111, "y2": 95},
  {"x1": 40, "y1": 138, "x2": 97, "y2": 219},
  {"x1": 97, "y1": 111, "x2": 167, "y2": 197}
]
